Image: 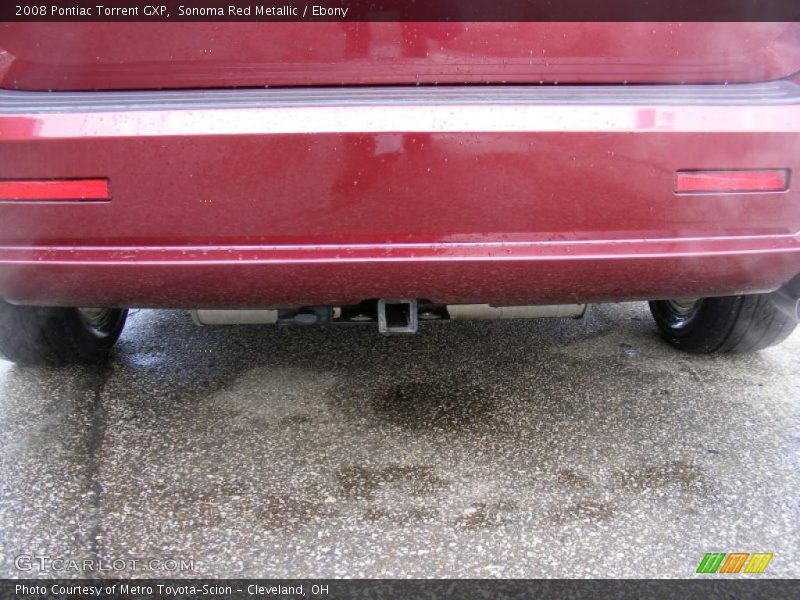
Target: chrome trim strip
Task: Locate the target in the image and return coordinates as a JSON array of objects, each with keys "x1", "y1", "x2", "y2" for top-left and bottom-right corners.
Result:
[{"x1": 1, "y1": 81, "x2": 799, "y2": 114}]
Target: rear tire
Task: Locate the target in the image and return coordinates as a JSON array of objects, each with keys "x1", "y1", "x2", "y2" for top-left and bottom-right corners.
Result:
[
  {"x1": 649, "y1": 294, "x2": 797, "y2": 354},
  {"x1": 0, "y1": 300, "x2": 127, "y2": 366}
]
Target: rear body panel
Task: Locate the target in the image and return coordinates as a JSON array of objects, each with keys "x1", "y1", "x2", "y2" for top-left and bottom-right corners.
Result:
[
  {"x1": 0, "y1": 82, "x2": 799, "y2": 309},
  {"x1": 1, "y1": 23, "x2": 799, "y2": 90}
]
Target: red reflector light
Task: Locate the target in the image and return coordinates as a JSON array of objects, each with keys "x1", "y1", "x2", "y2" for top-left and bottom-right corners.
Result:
[
  {"x1": 0, "y1": 179, "x2": 110, "y2": 201},
  {"x1": 675, "y1": 170, "x2": 789, "y2": 194}
]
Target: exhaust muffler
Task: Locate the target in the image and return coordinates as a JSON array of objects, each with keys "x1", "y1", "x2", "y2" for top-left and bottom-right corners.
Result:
[
  {"x1": 447, "y1": 304, "x2": 587, "y2": 320},
  {"x1": 191, "y1": 302, "x2": 588, "y2": 329},
  {"x1": 192, "y1": 309, "x2": 278, "y2": 326}
]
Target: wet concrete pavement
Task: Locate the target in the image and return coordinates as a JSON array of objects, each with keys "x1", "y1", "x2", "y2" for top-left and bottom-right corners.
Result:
[{"x1": 0, "y1": 303, "x2": 798, "y2": 578}]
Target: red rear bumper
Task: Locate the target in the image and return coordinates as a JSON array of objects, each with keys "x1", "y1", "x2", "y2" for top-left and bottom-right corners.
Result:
[{"x1": 1, "y1": 83, "x2": 799, "y2": 308}]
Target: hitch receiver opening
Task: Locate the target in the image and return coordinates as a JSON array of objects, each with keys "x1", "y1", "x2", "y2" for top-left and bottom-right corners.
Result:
[{"x1": 378, "y1": 299, "x2": 418, "y2": 334}]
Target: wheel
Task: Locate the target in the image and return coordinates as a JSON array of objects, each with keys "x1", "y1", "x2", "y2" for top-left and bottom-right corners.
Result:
[
  {"x1": 649, "y1": 293, "x2": 797, "y2": 354},
  {"x1": 0, "y1": 300, "x2": 127, "y2": 366}
]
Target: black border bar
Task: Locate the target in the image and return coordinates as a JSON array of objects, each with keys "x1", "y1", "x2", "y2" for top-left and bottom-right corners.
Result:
[{"x1": 3, "y1": 0, "x2": 800, "y2": 22}]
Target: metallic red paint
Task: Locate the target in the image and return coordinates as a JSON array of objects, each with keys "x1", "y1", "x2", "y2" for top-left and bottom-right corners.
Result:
[
  {"x1": 1, "y1": 237, "x2": 798, "y2": 309},
  {"x1": 0, "y1": 23, "x2": 799, "y2": 309},
  {"x1": 0, "y1": 92, "x2": 799, "y2": 308},
  {"x1": 1, "y1": 23, "x2": 799, "y2": 90}
]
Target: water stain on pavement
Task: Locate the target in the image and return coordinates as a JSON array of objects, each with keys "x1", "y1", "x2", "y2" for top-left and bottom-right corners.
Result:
[
  {"x1": 613, "y1": 460, "x2": 705, "y2": 492},
  {"x1": 549, "y1": 500, "x2": 615, "y2": 524},
  {"x1": 256, "y1": 496, "x2": 326, "y2": 531},
  {"x1": 334, "y1": 465, "x2": 448, "y2": 500},
  {"x1": 369, "y1": 380, "x2": 499, "y2": 432},
  {"x1": 454, "y1": 500, "x2": 518, "y2": 530},
  {"x1": 555, "y1": 468, "x2": 592, "y2": 489},
  {"x1": 363, "y1": 506, "x2": 439, "y2": 525},
  {"x1": 2, "y1": 305, "x2": 798, "y2": 578}
]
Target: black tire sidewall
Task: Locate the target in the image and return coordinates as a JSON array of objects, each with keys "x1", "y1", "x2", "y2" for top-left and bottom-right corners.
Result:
[
  {"x1": 649, "y1": 297, "x2": 742, "y2": 353},
  {"x1": 0, "y1": 301, "x2": 127, "y2": 365},
  {"x1": 68, "y1": 308, "x2": 128, "y2": 359}
]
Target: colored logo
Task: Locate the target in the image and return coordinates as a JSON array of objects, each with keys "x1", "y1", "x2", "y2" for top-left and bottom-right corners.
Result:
[{"x1": 696, "y1": 552, "x2": 773, "y2": 574}]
